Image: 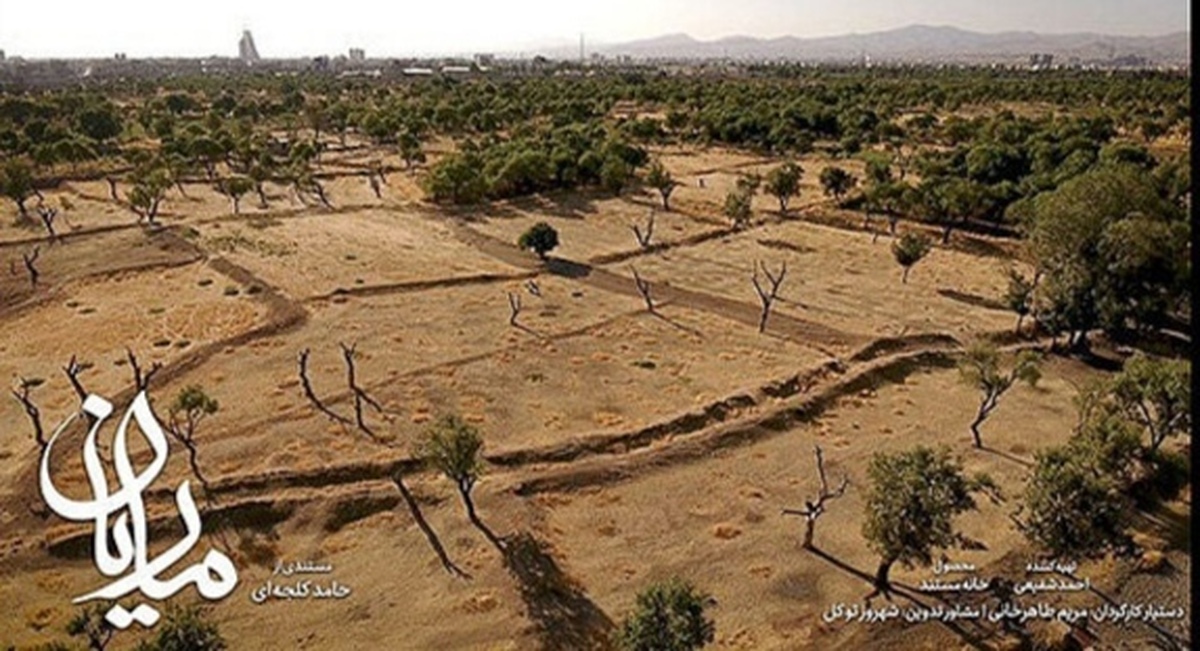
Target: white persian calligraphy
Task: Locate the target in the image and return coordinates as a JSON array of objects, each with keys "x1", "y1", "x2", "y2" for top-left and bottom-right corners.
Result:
[{"x1": 38, "y1": 392, "x2": 238, "y2": 629}]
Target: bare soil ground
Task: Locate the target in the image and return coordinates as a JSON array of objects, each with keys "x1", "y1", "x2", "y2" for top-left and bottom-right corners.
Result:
[{"x1": 0, "y1": 144, "x2": 1188, "y2": 651}]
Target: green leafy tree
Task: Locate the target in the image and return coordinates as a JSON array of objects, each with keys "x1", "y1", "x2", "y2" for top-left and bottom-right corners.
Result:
[
  {"x1": 601, "y1": 155, "x2": 633, "y2": 196},
  {"x1": 167, "y1": 385, "x2": 220, "y2": 497},
  {"x1": 723, "y1": 188, "x2": 752, "y2": 229},
  {"x1": 424, "y1": 152, "x2": 486, "y2": 204},
  {"x1": 128, "y1": 167, "x2": 172, "y2": 225},
  {"x1": 215, "y1": 176, "x2": 255, "y2": 214},
  {"x1": 736, "y1": 172, "x2": 763, "y2": 196},
  {"x1": 764, "y1": 162, "x2": 803, "y2": 214},
  {"x1": 399, "y1": 129, "x2": 427, "y2": 169},
  {"x1": 615, "y1": 578, "x2": 715, "y2": 651},
  {"x1": 1107, "y1": 354, "x2": 1190, "y2": 454},
  {"x1": 890, "y1": 232, "x2": 932, "y2": 284},
  {"x1": 862, "y1": 446, "x2": 994, "y2": 593},
  {"x1": 1, "y1": 158, "x2": 37, "y2": 219},
  {"x1": 819, "y1": 166, "x2": 857, "y2": 204},
  {"x1": 1018, "y1": 416, "x2": 1139, "y2": 559},
  {"x1": 189, "y1": 136, "x2": 224, "y2": 181},
  {"x1": 1003, "y1": 268, "x2": 1037, "y2": 334},
  {"x1": 518, "y1": 221, "x2": 559, "y2": 260},
  {"x1": 420, "y1": 415, "x2": 501, "y2": 548},
  {"x1": 958, "y1": 343, "x2": 1042, "y2": 448},
  {"x1": 645, "y1": 160, "x2": 679, "y2": 211},
  {"x1": 77, "y1": 106, "x2": 124, "y2": 143},
  {"x1": 1024, "y1": 166, "x2": 1187, "y2": 348}
]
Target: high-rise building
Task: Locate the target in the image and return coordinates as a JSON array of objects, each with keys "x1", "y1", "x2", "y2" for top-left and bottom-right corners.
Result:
[
  {"x1": 349, "y1": 48, "x2": 366, "y2": 63},
  {"x1": 239, "y1": 30, "x2": 261, "y2": 63}
]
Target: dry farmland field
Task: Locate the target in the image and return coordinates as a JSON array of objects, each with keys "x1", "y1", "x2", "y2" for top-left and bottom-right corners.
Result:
[{"x1": 0, "y1": 75, "x2": 1190, "y2": 651}]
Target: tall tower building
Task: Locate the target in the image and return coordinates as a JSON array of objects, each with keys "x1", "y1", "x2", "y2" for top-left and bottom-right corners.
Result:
[{"x1": 239, "y1": 30, "x2": 261, "y2": 63}]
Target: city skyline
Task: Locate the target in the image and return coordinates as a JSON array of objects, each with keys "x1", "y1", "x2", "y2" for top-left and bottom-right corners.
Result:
[{"x1": 0, "y1": 0, "x2": 1190, "y2": 59}]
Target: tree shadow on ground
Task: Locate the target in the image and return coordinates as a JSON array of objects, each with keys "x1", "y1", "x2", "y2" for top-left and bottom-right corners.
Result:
[
  {"x1": 806, "y1": 546, "x2": 991, "y2": 650},
  {"x1": 502, "y1": 531, "x2": 615, "y2": 651},
  {"x1": 546, "y1": 258, "x2": 593, "y2": 279},
  {"x1": 978, "y1": 445, "x2": 1035, "y2": 468},
  {"x1": 649, "y1": 310, "x2": 705, "y2": 339},
  {"x1": 936, "y1": 288, "x2": 1008, "y2": 312}
]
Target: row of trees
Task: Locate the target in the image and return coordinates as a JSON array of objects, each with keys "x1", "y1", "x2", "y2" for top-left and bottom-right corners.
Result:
[{"x1": 424, "y1": 124, "x2": 649, "y2": 204}]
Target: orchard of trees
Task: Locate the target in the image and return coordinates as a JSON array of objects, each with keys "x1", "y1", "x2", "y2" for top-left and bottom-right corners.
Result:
[{"x1": 1, "y1": 63, "x2": 1191, "y2": 650}]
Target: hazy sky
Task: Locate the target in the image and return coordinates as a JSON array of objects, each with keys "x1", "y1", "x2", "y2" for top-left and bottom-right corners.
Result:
[{"x1": 0, "y1": 0, "x2": 1189, "y2": 58}]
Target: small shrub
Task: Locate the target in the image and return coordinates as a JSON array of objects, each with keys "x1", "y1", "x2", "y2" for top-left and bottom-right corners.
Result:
[{"x1": 615, "y1": 577, "x2": 715, "y2": 651}]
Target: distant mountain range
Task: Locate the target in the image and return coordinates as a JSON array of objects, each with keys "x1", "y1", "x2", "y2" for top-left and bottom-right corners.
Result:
[{"x1": 533, "y1": 25, "x2": 1189, "y2": 65}]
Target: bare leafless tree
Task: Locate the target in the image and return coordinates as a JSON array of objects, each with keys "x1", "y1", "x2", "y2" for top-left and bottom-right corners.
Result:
[
  {"x1": 298, "y1": 348, "x2": 354, "y2": 427},
  {"x1": 372, "y1": 163, "x2": 388, "y2": 186},
  {"x1": 106, "y1": 176, "x2": 120, "y2": 202},
  {"x1": 631, "y1": 210, "x2": 655, "y2": 249},
  {"x1": 125, "y1": 348, "x2": 161, "y2": 392},
  {"x1": 311, "y1": 179, "x2": 333, "y2": 209},
  {"x1": 297, "y1": 345, "x2": 467, "y2": 578},
  {"x1": 507, "y1": 292, "x2": 522, "y2": 327},
  {"x1": 524, "y1": 279, "x2": 541, "y2": 297},
  {"x1": 22, "y1": 246, "x2": 40, "y2": 288},
  {"x1": 631, "y1": 266, "x2": 655, "y2": 314},
  {"x1": 782, "y1": 445, "x2": 849, "y2": 549},
  {"x1": 11, "y1": 378, "x2": 47, "y2": 452},
  {"x1": 751, "y1": 260, "x2": 787, "y2": 333},
  {"x1": 37, "y1": 205, "x2": 59, "y2": 244},
  {"x1": 339, "y1": 342, "x2": 383, "y2": 440},
  {"x1": 63, "y1": 355, "x2": 99, "y2": 428}
]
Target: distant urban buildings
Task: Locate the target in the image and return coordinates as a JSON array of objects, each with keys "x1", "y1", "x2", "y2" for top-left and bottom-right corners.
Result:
[
  {"x1": 473, "y1": 53, "x2": 495, "y2": 68},
  {"x1": 0, "y1": 50, "x2": 5, "y2": 62},
  {"x1": 1029, "y1": 53, "x2": 1054, "y2": 70},
  {"x1": 349, "y1": 48, "x2": 366, "y2": 63},
  {"x1": 239, "y1": 30, "x2": 261, "y2": 63}
]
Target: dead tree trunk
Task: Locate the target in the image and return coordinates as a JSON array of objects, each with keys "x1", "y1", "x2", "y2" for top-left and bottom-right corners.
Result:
[
  {"x1": 312, "y1": 181, "x2": 333, "y2": 209},
  {"x1": 631, "y1": 210, "x2": 655, "y2": 249},
  {"x1": 298, "y1": 348, "x2": 354, "y2": 428},
  {"x1": 339, "y1": 343, "x2": 383, "y2": 441},
  {"x1": 11, "y1": 378, "x2": 47, "y2": 451},
  {"x1": 507, "y1": 292, "x2": 522, "y2": 327},
  {"x1": 63, "y1": 355, "x2": 98, "y2": 427},
  {"x1": 751, "y1": 260, "x2": 787, "y2": 334},
  {"x1": 368, "y1": 175, "x2": 382, "y2": 199},
  {"x1": 631, "y1": 266, "x2": 655, "y2": 314},
  {"x1": 37, "y1": 206, "x2": 59, "y2": 244},
  {"x1": 125, "y1": 349, "x2": 161, "y2": 392},
  {"x1": 782, "y1": 445, "x2": 848, "y2": 549},
  {"x1": 106, "y1": 176, "x2": 120, "y2": 201},
  {"x1": 22, "y1": 247, "x2": 40, "y2": 288}
]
